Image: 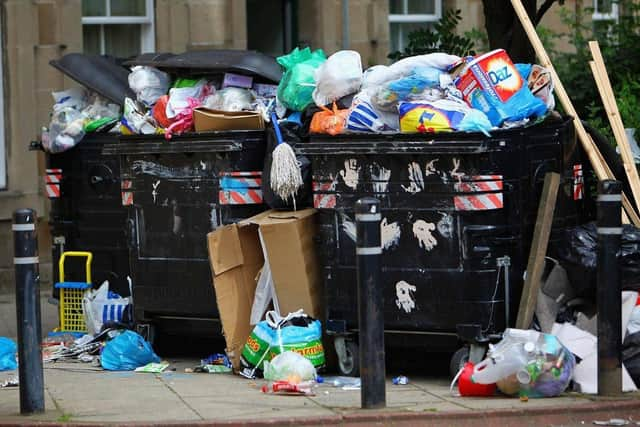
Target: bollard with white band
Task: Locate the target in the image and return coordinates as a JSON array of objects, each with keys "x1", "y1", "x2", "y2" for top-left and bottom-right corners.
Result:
[
  {"x1": 596, "y1": 180, "x2": 623, "y2": 396},
  {"x1": 12, "y1": 209, "x2": 45, "y2": 413},
  {"x1": 355, "y1": 197, "x2": 386, "y2": 409}
]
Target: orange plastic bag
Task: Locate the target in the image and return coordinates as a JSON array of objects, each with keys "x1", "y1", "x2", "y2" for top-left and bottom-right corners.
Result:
[{"x1": 310, "y1": 102, "x2": 348, "y2": 135}]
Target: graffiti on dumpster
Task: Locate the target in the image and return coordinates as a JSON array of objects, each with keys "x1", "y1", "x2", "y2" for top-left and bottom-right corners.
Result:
[
  {"x1": 152, "y1": 180, "x2": 161, "y2": 204},
  {"x1": 401, "y1": 162, "x2": 425, "y2": 194},
  {"x1": 370, "y1": 163, "x2": 391, "y2": 193},
  {"x1": 425, "y1": 158, "x2": 439, "y2": 177},
  {"x1": 450, "y1": 158, "x2": 464, "y2": 183},
  {"x1": 381, "y1": 218, "x2": 401, "y2": 250},
  {"x1": 340, "y1": 215, "x2": 401, "y2": 252},
  {"x1": 413, "y1": 219, "x2": 437, "y2": 252},
  {"x1": 395, "y1": 280, "x2": 417, "y2": 313},
  {"x1": 339, "y1": 159, "x2": 360, "y2": 190},
  {"x1": 437, "y1": 213, "x2": 454, "y2": 239}
]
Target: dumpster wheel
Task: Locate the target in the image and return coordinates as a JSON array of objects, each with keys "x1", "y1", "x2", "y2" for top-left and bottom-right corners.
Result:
[
  {"x1": 449, "y1": 346, "x2": 470, "y2": 379},
  {"x1": 336, "y1": 338, "x2": 359, "y2": 377}
]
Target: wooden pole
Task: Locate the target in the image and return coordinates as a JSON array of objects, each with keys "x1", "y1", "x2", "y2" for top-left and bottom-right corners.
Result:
[
  {"x1": 516, "y1": 172, "x2": 560, "y2": 330},
  {"x1": 588, "y1": 42, "x2": 640, "y2": 214},
  {"x1": 509, "y1": 0, "x2": 639, "y2": 225}
]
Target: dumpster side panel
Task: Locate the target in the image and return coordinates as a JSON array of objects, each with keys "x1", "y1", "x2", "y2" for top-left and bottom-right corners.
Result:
[
  {"x1": 46, "y1": 134, "x2": 130, "y2": 296},
  {"x1": 307, "y1": 118, "x2": 587, "y2": 339},
  {"x1": 119, "y1": 133, "x2": 267, "y2": 322}
]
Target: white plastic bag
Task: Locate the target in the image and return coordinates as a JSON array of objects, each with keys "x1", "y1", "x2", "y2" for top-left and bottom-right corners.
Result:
[
  {"x1": 263, "y1": 350, "x2": 316, "y2": 381},
  {"x1": 313, "y1": 50, "x2": 363, "y2": 107},
  {"x1": 166, "y1": 79, "x2": 207, "y2": 118},
  {"x1": 52, "y1": 87, "x2": 88, "y2": 112},
  {"x1": 83, "y1": 280, "x2": 132, "y2": 335},
  {"x1": 249, "y1": 229, "x2": 280, "y2": 324},
  {"x1": 128, "y1": 66, "x2": 170, "y2": 106}
]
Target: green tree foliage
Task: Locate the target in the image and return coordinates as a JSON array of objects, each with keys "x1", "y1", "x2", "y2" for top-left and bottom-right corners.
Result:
[{"x1": 388, "y1": 10, "x2": 476, "y2": 61}]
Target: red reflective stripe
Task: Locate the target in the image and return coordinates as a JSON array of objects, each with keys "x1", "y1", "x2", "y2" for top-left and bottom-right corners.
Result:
[
  {"x1": 219, "y1": 191, "x2": 228, "y2": 205},
  {"x1": 230, "y1": 191, "x2": 245, "y2": 204},
  {"x1": 485, "y1": 193, "x2": 503, "y2": 208},
  {"x1": 247, "y1": 190, "x2": 262, "y2": 203}
]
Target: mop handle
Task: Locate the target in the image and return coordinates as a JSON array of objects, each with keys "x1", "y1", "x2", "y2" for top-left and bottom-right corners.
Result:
[{"x1": 271, "y1": 112, "x2": 284, "y2": 146}]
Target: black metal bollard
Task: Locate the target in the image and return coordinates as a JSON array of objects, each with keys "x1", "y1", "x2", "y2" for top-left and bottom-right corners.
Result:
[
  {"x1": 355, "y1": 197, "x2": 386, "y2": 409},
  {"x1": 596, "y1": 180, "x2": 622, "y2": 396},
  {"x1": 13, "y1": 209, "x2": 45, "y2": 413}
]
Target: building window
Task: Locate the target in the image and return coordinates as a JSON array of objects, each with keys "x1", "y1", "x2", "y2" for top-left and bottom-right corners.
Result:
[
  {"x1": 389, "y1": 0, "x2": 442, "y2": 53},
  {"x1": 82, "y1": 0, "x2": 155, "y2": 58},
  {"x1": 592, "y1": 0, "x2": 619, "y2": 22}
]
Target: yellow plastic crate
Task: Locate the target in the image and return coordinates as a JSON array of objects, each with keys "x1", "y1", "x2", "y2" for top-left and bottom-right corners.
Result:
[{"x1": 54, "y1": 251, "x2": 93, "y2": 333}]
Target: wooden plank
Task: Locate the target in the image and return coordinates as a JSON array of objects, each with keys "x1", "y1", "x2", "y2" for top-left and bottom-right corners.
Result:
[
  {"x1": 509, "y1": 0, "x2": 639, "y2": 225},
  {"x1": 588, "y1": 45, "x2": 640, "y2": 215},
  {"x1": 509, "y1": 0, "x2": 608, "y2": 181},
  {"x1": 516, "y1": 172, "x2": 561, "y2": 330}
]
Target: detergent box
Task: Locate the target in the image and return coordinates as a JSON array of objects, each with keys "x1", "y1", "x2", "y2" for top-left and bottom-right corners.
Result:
[{"x1": 451, "y1": 49, "x2": 547, "y2": 126}]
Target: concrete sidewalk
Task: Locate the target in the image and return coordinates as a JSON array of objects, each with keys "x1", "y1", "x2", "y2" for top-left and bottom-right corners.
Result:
[{"x1": 0, "y1": 360, "x2": 639, "y2": 426}]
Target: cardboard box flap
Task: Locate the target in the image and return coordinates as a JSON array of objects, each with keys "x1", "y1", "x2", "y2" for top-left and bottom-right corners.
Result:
[
  {"x1": 194, "y1": 107, "x2": 263, "y2": 120},
  {"x1": 208, "y1": 225, "x2": 244, "y2": 275},
  {"x1": 248, "y1": 208, "x2": 317, "y2": 225}
]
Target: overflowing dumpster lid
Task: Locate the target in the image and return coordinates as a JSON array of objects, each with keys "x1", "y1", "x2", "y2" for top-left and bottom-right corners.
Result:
[
  {"x1": 49, "y1": 53, "x2": 135, "y2": 105},
  {"x1": 125, "y1": 49, "x2": 282, "y2": 83}
]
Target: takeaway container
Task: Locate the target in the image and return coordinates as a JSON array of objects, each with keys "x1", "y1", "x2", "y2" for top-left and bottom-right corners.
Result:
[
  {"x1": 104, "y1": 50, "x2": 281, "y2": 338},
  {"x1": 296, "y1": 115, "x2": 594, "y2": 376},
  {"x1": 34, "y1": 54, "x2": 135, "y2": 297}
]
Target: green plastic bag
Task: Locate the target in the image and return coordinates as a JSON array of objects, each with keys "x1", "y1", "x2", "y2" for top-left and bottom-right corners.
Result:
[{"x1": 276, "y1": 47, "x2": 326, "y2": 111}]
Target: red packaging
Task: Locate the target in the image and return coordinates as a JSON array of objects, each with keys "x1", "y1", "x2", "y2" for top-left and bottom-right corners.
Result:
[{"x1": 458, "y1": 362, "x2": 496, "y2": 397}]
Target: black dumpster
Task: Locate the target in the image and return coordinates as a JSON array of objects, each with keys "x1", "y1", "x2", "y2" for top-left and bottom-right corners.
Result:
[
  {"x1": 37, "y1": 54, "x2": 135, "y2": 297},
  {"x1": 104, "y1": 132, "x2": 266, "y2": 337},
  {"x1": 296, "y1": 116, "x2": 593, "y2": 375},
  {"x1": 105, "y1": 50, "x2": 281, "y2": 338}
]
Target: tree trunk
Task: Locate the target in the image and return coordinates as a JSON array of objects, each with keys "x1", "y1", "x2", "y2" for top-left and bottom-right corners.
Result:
[{"x1": 482, "y1": 0, "x2": 537, "y2": 63}]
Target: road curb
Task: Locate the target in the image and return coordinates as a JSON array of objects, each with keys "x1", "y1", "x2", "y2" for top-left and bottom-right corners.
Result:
[{"x1": 1, "y1": 397, "x2": 639, "y2": 426}]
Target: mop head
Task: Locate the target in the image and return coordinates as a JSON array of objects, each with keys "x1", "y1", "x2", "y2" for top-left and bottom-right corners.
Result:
[{"x1": 270, "y1": 142, "x2": 303, "y2": 203}]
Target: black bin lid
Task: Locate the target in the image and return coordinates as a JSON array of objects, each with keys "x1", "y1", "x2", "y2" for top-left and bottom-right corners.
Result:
[
  {"x1": 125, "y1": 49, "x2": 282, "y2": 83},
  {"x1": 49, "y1": 53, "x2": 135, "y2": 105}
]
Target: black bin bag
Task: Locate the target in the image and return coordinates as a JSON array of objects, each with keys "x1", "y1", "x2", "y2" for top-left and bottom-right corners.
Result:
[{"x1": 557, "y1": 222, "x2": 640, "y2": 300}]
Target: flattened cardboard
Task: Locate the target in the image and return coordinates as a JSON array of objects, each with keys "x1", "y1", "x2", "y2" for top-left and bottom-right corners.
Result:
[
  {"x1": 207, "y1": 223, "x2": 263, "y2": 371},
  {"x1": 193, "y1": 107, "x2": 264, "y2": 132}
]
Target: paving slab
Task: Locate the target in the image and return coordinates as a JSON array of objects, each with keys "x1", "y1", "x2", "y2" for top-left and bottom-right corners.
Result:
[{"x1": 0, "y1": 359, "x2": 638, "y2": 425}]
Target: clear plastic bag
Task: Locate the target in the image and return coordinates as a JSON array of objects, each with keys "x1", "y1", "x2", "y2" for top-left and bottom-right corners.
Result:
[
  {"x1": 42, "y1": 107, "x2": 86, "y2": 153},
  {"x1": 128, "y1": 66, "x2": 171, "y2": 106},
  {"x1": 313, "y1": 50, "x2": 363, "y2": 107},
  {"x1": 203, "y1": 87, "x2": 254, "y2": 112},
  {"x1": 263, "y1": 350, "x2": 316, "y2": 382},
  {"x1": 472, "y1": 328, "x2": 575, "y2": 398}
]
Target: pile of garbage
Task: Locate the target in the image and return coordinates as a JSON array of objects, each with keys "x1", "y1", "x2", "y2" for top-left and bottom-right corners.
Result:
[
  {"x1": 278, "y1": 47, "x2": 554, "y2": 136},
  {"x1": 121, "y1": 67, "x2": 277, "y2": 138},
  {"x1": 40, "y1": 46, "x2": 556, "y2": 154}
]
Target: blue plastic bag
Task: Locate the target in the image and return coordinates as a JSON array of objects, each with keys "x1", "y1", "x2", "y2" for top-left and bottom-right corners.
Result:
[
  {"x1": 101, "y1": 330, "x2": 160, "y2": 371},
  {"x1": 0, "y1": 337, "x2": 17, "y2": 371}
]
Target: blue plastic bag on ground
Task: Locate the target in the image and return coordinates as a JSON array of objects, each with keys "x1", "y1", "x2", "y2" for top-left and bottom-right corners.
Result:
[
  {"x1": 0, "y1": 337, "x2": 17, "y2": 371},
  {"x1": 101, "y1": 330, "x2": 160, "y2": 371}
]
